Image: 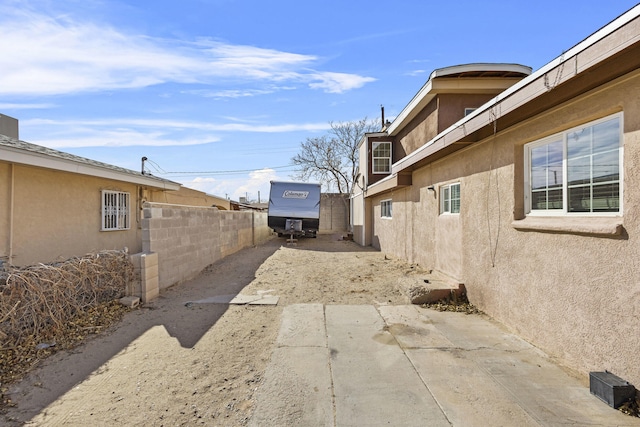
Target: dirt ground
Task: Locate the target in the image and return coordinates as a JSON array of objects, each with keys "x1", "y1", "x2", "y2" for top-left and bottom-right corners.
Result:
[{"x1": 2, "y1": 233, "x2": 423, "y2": 426}]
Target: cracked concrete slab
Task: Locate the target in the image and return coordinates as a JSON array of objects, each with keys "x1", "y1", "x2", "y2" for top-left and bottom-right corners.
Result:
[{"x1": 250, "y1": 304, "x2": 640, "y2": 426}]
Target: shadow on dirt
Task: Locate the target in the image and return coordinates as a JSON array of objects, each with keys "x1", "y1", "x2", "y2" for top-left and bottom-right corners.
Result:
[{"x1": 3, "y1": 239, "x2": 281, "y2": 425}]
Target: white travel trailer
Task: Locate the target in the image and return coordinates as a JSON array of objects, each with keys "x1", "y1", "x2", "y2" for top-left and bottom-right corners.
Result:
[{"x1": 268, "y1": 181, "x2": 321, "y2": 238}]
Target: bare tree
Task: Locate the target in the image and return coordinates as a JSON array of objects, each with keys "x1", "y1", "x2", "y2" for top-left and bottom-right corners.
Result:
[{"x1": 292, "y1": 118, "x2": 379, "y2": 194}]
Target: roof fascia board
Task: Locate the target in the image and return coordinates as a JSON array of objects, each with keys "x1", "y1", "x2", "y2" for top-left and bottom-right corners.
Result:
[
  {"x1": 431, "y1": 77, "x2": 523, "y2": 93},
  {"x1": 364, "y1": 173, "x2": 399, "y2": 197},
  {"x1": 393, "y1": 5, "x2": 640, "y2": 174},
  {"x1": 429, "y1": 63, "x2": 532, "y2": 78},
  {"x1": 0, "y1": 147, "x2": 181, "y2": 190}
]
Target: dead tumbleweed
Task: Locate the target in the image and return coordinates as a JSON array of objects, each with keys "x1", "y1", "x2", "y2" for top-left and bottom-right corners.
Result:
[{"x1": 0, "y1": 251, "x2": 134, "y2": 408}]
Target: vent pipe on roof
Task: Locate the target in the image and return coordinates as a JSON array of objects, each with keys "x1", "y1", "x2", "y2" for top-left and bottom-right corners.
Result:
[
  {"x1": 141, "y1": 156, "x2": 147, "y2": 175},
  {"x1": 381, "y1": 105, "x2": 385, "y2": 130}
]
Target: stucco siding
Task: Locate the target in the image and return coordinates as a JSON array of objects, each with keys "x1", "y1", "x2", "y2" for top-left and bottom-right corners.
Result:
[
  {"x1": 437, "y1": 93, "x2": 496, "y2": 132},
  {"x1": 407, "y1": 172, "x2": 437, "y2": 269},
  {"x1": 0, "y1": 164, "x2": 141, "y2": 266},
  {"x1": 149, "y1": 186, "x2": 231, "y2": 210},
  {"x1": 371, "y1": 189, "x2": 414, "y2": 261},
  {"x1": 435, "y1": 214, "x2": 462, "y2": 281},
  {"x1": 396, "y1": 98, "x2": 438, "y2": 158},
  {"x1": 0, "y1": 163, "x2": 10, "y2": 262},
  {"x1": 461, "y1": 73, "x2": 639, "y2": 386},
  {"x1": 367, "y1": 70, "x2": 640, "y2": 386}
]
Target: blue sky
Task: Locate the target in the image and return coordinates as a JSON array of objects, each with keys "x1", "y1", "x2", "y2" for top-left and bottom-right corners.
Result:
[{"x1": 1, "y1": 0, "x2": 638, "y2": 201}]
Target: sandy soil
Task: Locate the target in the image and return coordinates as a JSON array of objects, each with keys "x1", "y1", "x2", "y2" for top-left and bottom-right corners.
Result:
[{"x1": 3, "y1": 233, "x2": 421, "y2": 426}]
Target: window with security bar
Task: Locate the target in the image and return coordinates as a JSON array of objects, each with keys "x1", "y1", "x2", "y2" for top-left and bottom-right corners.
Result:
[{"x1": 102, "y1": 190, "x2": 130, "y2": 230}]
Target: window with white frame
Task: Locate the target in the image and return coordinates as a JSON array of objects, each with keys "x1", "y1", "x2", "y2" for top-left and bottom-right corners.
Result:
[
  {"x1": 372, "y1": 141, "x2": 391, "y2": 174},
  {"x1": 525, "y1": 113, "x2": 622, "y2": 215},
  {"x1": 440, "y1": 183, "x2": 460, "y2": 214},
  {"x1": 102, "y1": 190, "x2": 130, "y2": 230},
  {"x1": 381, "y1": 199, "x2": 392, "y2": 218}
]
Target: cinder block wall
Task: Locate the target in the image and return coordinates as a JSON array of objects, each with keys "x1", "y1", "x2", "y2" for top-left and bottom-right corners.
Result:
[
  {"x1": 129, "y1": 252, "x2": 159, "y2": 303},
  {"x1": 319, "y1": 193, "x2": 349, "y2": 232},
  {"x1": 141, "y1": 203, "x2": 270, "y2": 289}
]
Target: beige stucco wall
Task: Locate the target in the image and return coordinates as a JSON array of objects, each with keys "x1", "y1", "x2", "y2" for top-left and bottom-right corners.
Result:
[
  {"x1": 0, "y1": 163, "x2": 10, "y2": 264},
  {"x1": 351, "y1": 192, "x2": 365, "y2": 244},
  {"x1": 0, "y1": 163, "x2": 142, "y2": 266},
  {"x1": 149, "y1": 186, "x2": 231, "y2": 210},
  {"x1": 395, "y1": 98, "x2": 438, "y2": 158},
  {"x1": 437, "y1": 93, "x2": 498, "y2": 132},
  {"x1": 369, "y1": 70, "x2": 640, "y2": 386},
  {"x1": 371, "y1": 188, "x2": 416, "y2": 262},
  {"x1": 141, "y1": 203, "x2": 271, "y2": 289}
]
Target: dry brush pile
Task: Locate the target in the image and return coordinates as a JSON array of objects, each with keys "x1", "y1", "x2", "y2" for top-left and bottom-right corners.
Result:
[{"x1": 0, "y1": 251, "x2": 134, "y2": 407}]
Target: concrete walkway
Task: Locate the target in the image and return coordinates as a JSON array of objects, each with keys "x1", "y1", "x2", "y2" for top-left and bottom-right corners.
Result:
[{"x1": 250, "y1": 304, "x2": 639, "y2": 427}]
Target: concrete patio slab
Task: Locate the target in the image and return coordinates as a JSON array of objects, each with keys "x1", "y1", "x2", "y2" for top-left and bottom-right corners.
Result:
[
  {"x1": 325, "y1": 305, "x2": 450, "y2": 427},
  {"x1": 250, "y1": 304, "x2": 640, "y2": 426}
]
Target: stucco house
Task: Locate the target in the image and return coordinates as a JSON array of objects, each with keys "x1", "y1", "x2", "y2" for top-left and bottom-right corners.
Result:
[
  {"x1": 0, "y1": 114, "x2": 228, "y2": 267},
  {"x1": 352, "y1": 6, "x2": 640, "y2": 388}
]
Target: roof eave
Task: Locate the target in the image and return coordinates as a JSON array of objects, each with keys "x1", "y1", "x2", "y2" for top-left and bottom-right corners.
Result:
[
  {"x1": 392, "y1": 5, "x2": 640, "y2": 175},
  {"x1": 0, "y1": 147, "x2": 181, "y2": 190},
  {"x1": 387, "y1": 63, "x2": 532, "y2": 137}
]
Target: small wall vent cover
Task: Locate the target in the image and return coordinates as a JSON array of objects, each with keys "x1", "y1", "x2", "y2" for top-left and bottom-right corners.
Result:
[{"x1": 589, "y1": 371, "x2": 636, "y2": 409}]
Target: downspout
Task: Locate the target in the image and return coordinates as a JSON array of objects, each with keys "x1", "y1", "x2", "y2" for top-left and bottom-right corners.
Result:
[{"x1": 8, "y1": 163, "x2": 14, "y2": 266}]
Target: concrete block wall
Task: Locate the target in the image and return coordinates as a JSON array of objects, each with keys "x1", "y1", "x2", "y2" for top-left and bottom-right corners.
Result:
[
  {"x1": 141, "y1": 203, "x2": 270, "y2": 290},
  {"x1": 319, "y1": 193, "x2": 349, "y2": 232},
  {"x1": 252, "y1": 211, "x2": 272, "y2": 243},
  {"x1": 129, "y1": 251, "x2": 160, "y2": 303}
]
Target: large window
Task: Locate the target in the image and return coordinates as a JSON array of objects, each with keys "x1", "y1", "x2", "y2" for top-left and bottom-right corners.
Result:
[
  {"x1": 381, "y1": 199, "x2": 392, "y2": 218},
  {"x1": 440, "y1": 183, "x2": 460, "y2": 214},
  {"x1": 102, "y1": 190, "x2": 130, "y2": 231},
  {"x1": 372, "y1": 142, "x2": 391, "y2": 174},
  {"x1": 525, "y1": 114, "x2": 622, "y2": 215}
]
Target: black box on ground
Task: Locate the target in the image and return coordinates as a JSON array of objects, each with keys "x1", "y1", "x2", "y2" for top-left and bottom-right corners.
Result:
[{"x1": 589, "y1": 371, "x2": 636, "y2": 409}]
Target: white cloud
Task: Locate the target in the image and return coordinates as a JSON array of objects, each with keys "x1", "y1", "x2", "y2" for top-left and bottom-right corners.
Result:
[
  {"x1": 308, "y1": 72, "x2": 377, "y2": 94},
  {"x1": 33, "y1": 131, "x2": 221, "y2": 148},
  {"x1": 21, "y1": 117, "x2": 331, "y2": 148},
  {"x1": 183, "y1": 168, "x2": 283, "y2": 202},
  {"x1": 184, "y1": 85, "x2": 297, "y2": 99},
  {"x1": 406, "y1": 69, "x2": 428, "y2": 77},
  {"x1": 0, "y1": 103, "x2": 56, "y2": 110},
  {"x1": 0, "y1": 6, "x2": 375, "y2": 96},
  {"x1": 185, "y1": 88, "x2": 277, "y2": 99},
  {"x1": 232, "y1": 168, "x2": 279, "y2": 201}
]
